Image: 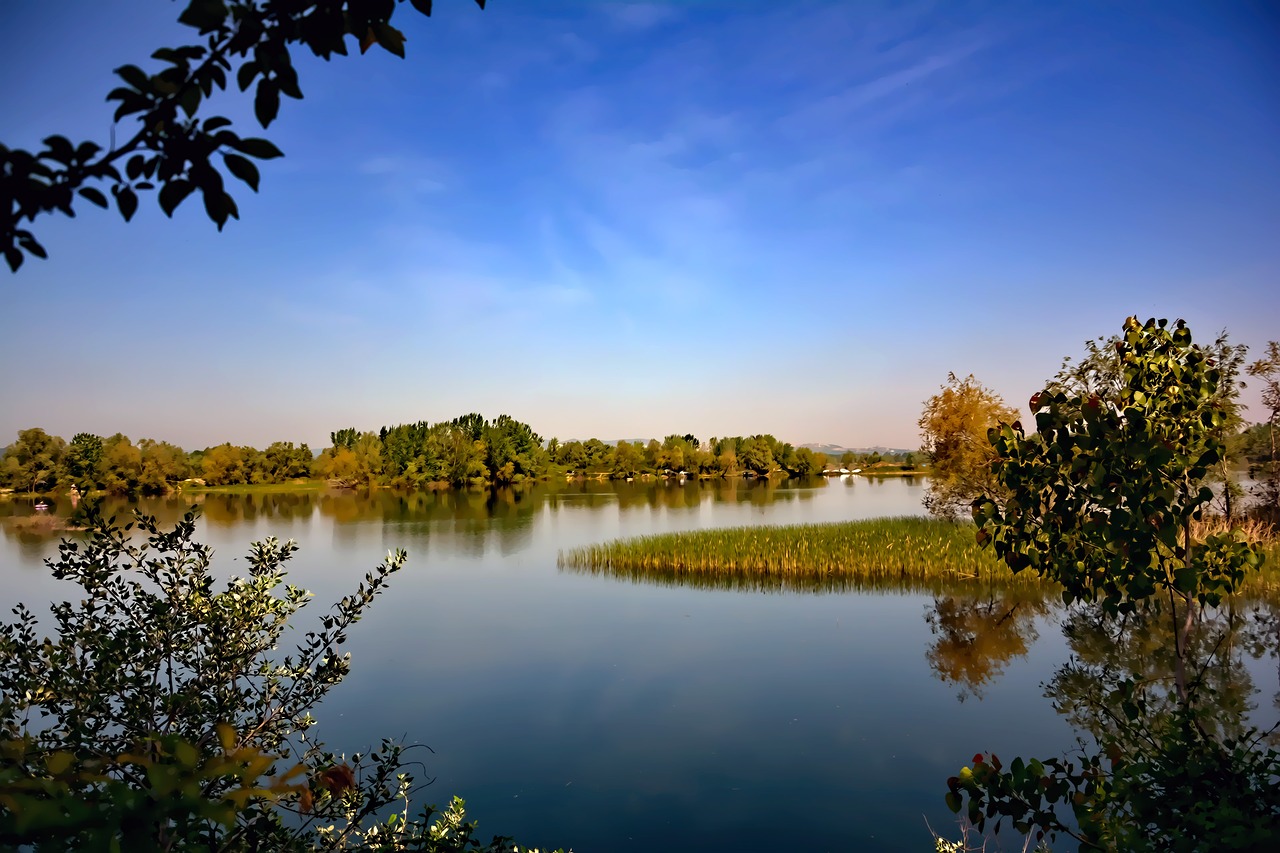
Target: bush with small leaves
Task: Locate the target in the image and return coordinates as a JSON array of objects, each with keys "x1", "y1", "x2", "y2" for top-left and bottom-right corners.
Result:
[{"x1": 0, "y1": 504, "x2": 561, "y2": 851}]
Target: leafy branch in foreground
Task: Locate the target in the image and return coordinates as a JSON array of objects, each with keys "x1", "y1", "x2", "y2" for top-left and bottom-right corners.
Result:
[
  {"x1": 0, "y1": 504, "x2": 558, "y2": 851},
  {"x1": 948, "y1": 317, "x2": 1277, "y2": 850},
  {"x1": 2, "y1": 0, "x2": 486, "y2": 271}
]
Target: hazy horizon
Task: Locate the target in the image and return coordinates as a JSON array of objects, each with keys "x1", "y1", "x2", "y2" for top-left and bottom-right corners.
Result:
[{"x1": 3, "y1": 1, "x2": 1277, "y2": 450}]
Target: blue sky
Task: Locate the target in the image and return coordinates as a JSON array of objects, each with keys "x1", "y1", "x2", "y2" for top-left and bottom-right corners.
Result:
[{"x1": 2, "y1": 1, "x2": 1278, "y2": 450}]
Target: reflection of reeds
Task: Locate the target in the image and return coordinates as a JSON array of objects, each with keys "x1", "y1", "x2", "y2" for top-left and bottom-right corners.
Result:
[
  {"x1": 5, "y1": 514, "x2": 85, "y2": 534},
  {"x1": 559, "y1": 517, "x2": 1044, "y2": 595}
]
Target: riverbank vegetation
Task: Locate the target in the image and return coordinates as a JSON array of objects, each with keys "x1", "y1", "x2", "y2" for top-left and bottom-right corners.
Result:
[{"x1": 0, "y1": 417, "x2": 869, "y2": 497}]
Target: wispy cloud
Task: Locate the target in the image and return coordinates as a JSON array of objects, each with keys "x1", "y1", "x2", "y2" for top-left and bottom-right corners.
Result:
[
  {"x1": 359, "y1": 155, "x2": 450, "y2": 196},
  {"x1": 600, "y1": 3, "x2": 680, "y2": 31}
]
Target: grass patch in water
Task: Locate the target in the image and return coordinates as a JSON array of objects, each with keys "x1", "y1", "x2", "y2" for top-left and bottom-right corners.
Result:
[
  {"x1": 559, "y1": 516, "x2": 1042, "y2": 595},
  {"x1": 561, "y1": 516, "x2": 1280, "y2": 599}
]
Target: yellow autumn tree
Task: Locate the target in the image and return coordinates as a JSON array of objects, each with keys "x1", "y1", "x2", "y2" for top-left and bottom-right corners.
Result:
[{"x1": 918, "y1": 373, "x2": 1018, "y2": 518}]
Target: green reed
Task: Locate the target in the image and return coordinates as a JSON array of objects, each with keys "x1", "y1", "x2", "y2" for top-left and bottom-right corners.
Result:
[
  {"x1": 560, "y1": 517, "x2": 1280, "y2": 600},
  {"x1": 559, "y1": 517, "x2": 1044, "y2": 595}
]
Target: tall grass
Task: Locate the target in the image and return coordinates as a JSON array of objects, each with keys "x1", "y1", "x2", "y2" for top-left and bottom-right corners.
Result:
[
  {"x1": 560, "y1": 516, "x2": 1280, "y2": 600},
  {"x1": 559, "y1": 517, "x2": 1045, "y2": 595}
]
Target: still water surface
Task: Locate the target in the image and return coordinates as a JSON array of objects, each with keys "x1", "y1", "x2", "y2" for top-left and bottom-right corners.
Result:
[{"x1": 4, "y1": 477, "x2": 1269, "y2": 851}]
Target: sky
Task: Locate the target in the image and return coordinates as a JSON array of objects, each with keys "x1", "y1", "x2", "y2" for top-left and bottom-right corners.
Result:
[{"x1": 2, "y1": 0, "x2": 1278, "y2": 451}]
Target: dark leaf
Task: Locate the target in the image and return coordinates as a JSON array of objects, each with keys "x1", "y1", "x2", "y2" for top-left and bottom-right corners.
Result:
[
  {"x1": 254, "y1": 79, "x2": 280, "y2": 128},
  {"x1": 17, "y1": 234, "x2": 48, "y2": 259},
  {"x1": 42, "y1": 135, "x2": 75, "y2": 164},
  {"x1": 276, "y1": 65, "x2": 303, "y2": 100},
  {"x1": 223, "y1": 154, "x2": 260, "y2": 192},
  {"x1": 178, "y1": 84, "x2": 201, "y2": 118},
  {"x1": 115, "y1": 186, "x2": 138, "y2": 222},
  {"x1": 236, "y1": 61, "x2": 259, "y2": 93},
  {"x1": 74, "y1": 141, "x2": 102, "y2": 162},
  {"x1": 159, "y1": 180, "x2": 195, "y2": 217},
  {"x1": 375, "y1": 23, "x2": 407, "y2": 58},
  {"x1": 410, "y1": 0, "x2": 433, "y2": 15},
  {"x1": 78, "y1": 187, "x2": 109, "y2": 208},
  {"x1": 177, "y1": 0, "x2": 229, "y2": 32},
  {"x1": 4, "y1": 246, "x2": 24, "y2": 271},
  {"x1": 113, "y1": 64, "x2": 151, "y2": 92},
  {"x1": 204, "y1": 189, "x2": 239, "y2": 229},
  {"x1": 232, "y1": 138, "x2": 284, "y2": 160}
]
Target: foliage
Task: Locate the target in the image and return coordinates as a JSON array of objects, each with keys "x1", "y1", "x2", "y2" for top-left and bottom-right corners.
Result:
[
  {"x1": 953, "y1": 318, "x2": 1276, "y2": 850},
  {"x1": 919, "y1": 374, "x2": 1018, "y2": 519},
  {"x1": 65, "y1": 432, "x2": 104, "y2": 486},
  {"x1": 1045, "y1": 328, "x2": 1250, "y2": 520},
  {"x1": 1, "y1": 417, "x2": 845, "y2": 496},
  {"x1": 0, "y1": 505, "x2": 554, "y2": 851},
  {"x1": 0, "y1": 428, "x2": 66, "y2": 494},
  {"x1": 973, "y1": 318, "x2": 1258, "y2": 614},
  {"x1": 1, "y1": 725, "x2": 306, "y2": 850},
  {"x1": 2, "y1": 0, "x2": 487, "y2": 271},
  {"x1": 1247, "y1": 341, "x2": 1280, "y2": 521}
]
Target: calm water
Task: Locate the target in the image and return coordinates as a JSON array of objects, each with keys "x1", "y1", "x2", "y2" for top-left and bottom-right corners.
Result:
[{"x1": 2, "y1": 478, "x2": 1275, "y2": 851}]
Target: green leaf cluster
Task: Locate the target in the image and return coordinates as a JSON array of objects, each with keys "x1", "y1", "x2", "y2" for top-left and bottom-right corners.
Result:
[
  {"x1": 973, "y1": 317, "x2": 1258, "y2": 612},
  {"x1": 2, "y1": 0, "x2": 487, "y2": 270},
  {"x1": 948, "y1": 318, "x2": 1278, "y2": 850}
]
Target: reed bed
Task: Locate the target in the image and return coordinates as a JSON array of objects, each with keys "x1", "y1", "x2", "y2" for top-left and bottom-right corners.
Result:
[
  {"x1": 559, "y1": 517, "x2": 1046, "y2": 596},
  {"x1": 561, "y1": 517, "x2": 1280, "y2": 601}
]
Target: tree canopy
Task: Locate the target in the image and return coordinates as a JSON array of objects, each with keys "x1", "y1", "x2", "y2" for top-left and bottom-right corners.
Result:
[
  {"x1": 950, "y1": 317, "x2": 1275, "y2": 850},
  {"x1": 2, "y1": 0, "x2": 486, "y2": 271},
  {"x1": 918, "y1": 373, "x2": 1018, "y2": 519}
]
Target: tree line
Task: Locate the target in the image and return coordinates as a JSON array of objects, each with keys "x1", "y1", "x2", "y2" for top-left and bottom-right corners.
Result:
[
  {"x1": 918, "y1": 332, "x2": 1280, "y2": 524},
  {"x1": 0, "y1": 414, "x2": 892, "y2": 497}
]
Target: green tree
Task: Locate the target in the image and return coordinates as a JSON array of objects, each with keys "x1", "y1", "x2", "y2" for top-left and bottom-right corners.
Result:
[
  {"x1": 1047, "y1": 329, "x2": 1250, "y2": 520},
  {"x1": 263, "y1": 440, "x2": 312, "y2": 482},
  {"x1": 330, "y1": 427, "x2": 359, "y2": 451},
  {"x1": 738, "y1": 436, "x2": 774, "y2": 476},
  {"x1": 610, "y1": 441, "x2": 643, "y2": 478},
  {"x1": 0, "y1": 428, "x2": 67, "y2": 493},
  {"x1": 202, "y1": 442, "x2": 248, "y2": 486},
  {"x1": 1246, "y1": 341, "x2": 1280, "y2": 521},
  {"x1": 100, "y1": 433, "x2": 144, "y2": 495},
  {"x1": 951, "y1": 318, "x2": 1272, "y2": 849},
  {"x1": 788, "y1": 446, "x2": 827, "y2": 478},
  {"x1": 139, "y1": 438, "x2": 191, "y2": 495},
  {"x1": 918, "y1": 373, "x2": 1018, "y2": 518},
  {"x1": 65, "y1": 432, "x2": 104, "y2": 488},
  {"x1": 3, "y1": 0, "x2": 488, "y2": 271}
]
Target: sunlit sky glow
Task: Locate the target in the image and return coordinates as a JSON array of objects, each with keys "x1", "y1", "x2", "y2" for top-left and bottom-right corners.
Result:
[{"x1": 2, "y1": 1, "x2": 1278, "y2": 451}]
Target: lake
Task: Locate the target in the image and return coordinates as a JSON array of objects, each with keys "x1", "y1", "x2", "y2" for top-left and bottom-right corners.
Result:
[{"x1": 2, "y1": 477, "x2": 1275, "y2": 851}]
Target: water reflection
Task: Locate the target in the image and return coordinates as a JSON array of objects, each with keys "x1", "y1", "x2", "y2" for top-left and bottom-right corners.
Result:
[
  {"x1": 924, "y1": 591, "x2": 1054, "y2": 701},
  {"x1": 2, "y1": 473, "x2": 849, "y2": 540},
  {"x1": 1048, "y1": 599, "x2": 1280, "y2": 741}
]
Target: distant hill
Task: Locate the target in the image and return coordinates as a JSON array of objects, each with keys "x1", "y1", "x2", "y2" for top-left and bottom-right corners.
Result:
[
  {"x1": 558, "y1": 438, "x2": 655, "y2": 447},
  {"x1": 801, "y1": 443, "x2": 915, "y2": 457}
]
